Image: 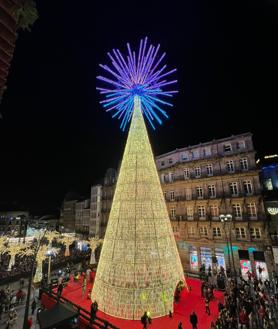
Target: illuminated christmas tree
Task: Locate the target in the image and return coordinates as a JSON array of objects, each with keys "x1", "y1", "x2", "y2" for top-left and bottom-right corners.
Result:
[{"x1": 92, "y1": 38, "x2": 185, "y2": 320}]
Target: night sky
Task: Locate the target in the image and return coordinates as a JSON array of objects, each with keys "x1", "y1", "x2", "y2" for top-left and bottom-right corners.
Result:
[{"x1": 0, "y1": 0, "x2": 277, "y2": 213}]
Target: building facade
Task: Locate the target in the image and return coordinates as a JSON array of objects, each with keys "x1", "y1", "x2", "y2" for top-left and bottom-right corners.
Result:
[
  {"x1": 75, "y1": 198, "x2": 90, "y2": 236},
  {"x1": 156, "y1": 133, "x2": 274, "y2": 279},
  {"x1": 100, "y1": 168, "x2": 117, "y2": 238},
  {"x1": 90, "y1": 185, "x2": 102, "y2": 237}
]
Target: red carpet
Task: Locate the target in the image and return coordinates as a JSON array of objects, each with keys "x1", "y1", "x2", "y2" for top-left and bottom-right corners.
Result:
[{"x1": 48, "y1": 275, "x2": 223, "y2": 329}]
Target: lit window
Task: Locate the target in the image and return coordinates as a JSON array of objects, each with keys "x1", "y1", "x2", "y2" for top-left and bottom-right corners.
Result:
[
  {"x1": 250, "y1": 228, "x2": 261, "y2": 239},
  {"x1": 195, "y1": 167, "x2": 201, "y2": 178},
  {"x1": 232, "y1": 203, "x2": 242, "y2": 219},
  {"x1": 184, "y1": 168, "x2": 190, "y2": 179},
  {"x1": 247, "y1": 203, "x2": 257, "y2": 218},
  {"x1": 229, "y1": 182, "x2": 238, "y2": 196},
  {"x1": 198, "y1": 206, "x2": 206, "y2": 219},
  {"x1": 170, "y1": 208, "x2": 176, "y2": 220},
  {"x1": 226, "y1": 160, "x2": 235, "y2": 173},
  {"x1": 224, "y1": 144, "x2": 232, "y2": 152},
  {"x1": 240, "y1": 158, "x2": 248, "y2": 171},
  {"x1": 188, "y1": 226, "x2": 195, "y2": 235},
  {"x1": 235, "y1": 227, "x2": 246, "y2": 239},
  {"x1": 206, "y1": 164, "x2": 213, "y2": 176},
  {"x1": 210, "y1": 205, "x2": 219, "y2": 218},
  {"x1": 213, "y1": 227, "x2": 221, "y2": 237},
  {"x1": 200, "y1": 226, "x2": 208, "y2": 236},
  {"x1": 243, "y1": 180, "x2": 253, "y2": 195},
  {"x1": 170, "y1": 191, "x2": 175, "y2": 201},
  {"x1": 196, "y1": 186, "x2": 203, "y2": 198},
  {"x1": 208, "y1": 185, "x2": 216, "y2": 198},
  {"x1": 187, "y1": 207, "x2": 194, "y2": 220}
]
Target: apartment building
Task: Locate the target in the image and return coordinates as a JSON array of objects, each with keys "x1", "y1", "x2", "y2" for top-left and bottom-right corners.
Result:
[{"x1": 156, "y1": 133, "x2": 274, "y2": 279}]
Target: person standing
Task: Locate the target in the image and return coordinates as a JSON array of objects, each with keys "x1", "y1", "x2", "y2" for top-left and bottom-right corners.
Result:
[
  {"x1": 31, "y1": 299, "x2": 36, "y2": 315},
  {"x1": 82, "y1": 276, "x2": 87, "y2": 299},
  {"x1": 190, "y1": 311, "x2": 198, "y2": 329},
  {"x1": 57, "y1": 282, "x2": 63, "y2": 300},
  {"x1": 178, "y1": 321, "x2": 183, "y2": 329}
]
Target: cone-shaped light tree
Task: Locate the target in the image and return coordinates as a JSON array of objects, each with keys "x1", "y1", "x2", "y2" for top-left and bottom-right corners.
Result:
[{"x1": 92, "y1": 38, "x2": 185, "y2": 320}]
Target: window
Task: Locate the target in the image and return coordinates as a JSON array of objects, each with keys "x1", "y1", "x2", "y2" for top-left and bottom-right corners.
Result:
[
  {"x1": 195, "y1": 167, "x2": 201, "y2": 178},
  {"x1": 196, "y1": 186, "x2": 203, "y2": 198},
  {"x1": 224, "y1": 144, "x2": 232, "y2": 152},
  {"x1": 181, "y1": 152, "x2": 188, "y2": 161},
  {"x1": 208, "y1": 185, "x2": 216, "y2": 198},
  {"x1": 161, "y1": 161, "x2": 165, "y2": 167},
  {"x1": 237, "y1": 141, "x2": 245, "y2": 150},
  {"x1": 226, "y1": 160, "x2": 235, "y2": 173},
  {"x1": 187, "y1": 207, "x2": 194, "y2": 220},
  {"x1": 240, "y1": 158, "x2": 248, "y2": 171},
  {"x1": 185, "y1": 188, "x2": 192, "y2": 200},
  {"x1": 229, "y1": 182, "x2": 238, "y2": 196},
  {"x1": 198, "y1": 206, "x2": 206, "y2": 219},
  {"x1": 210, "y1": 205, "x2": 219, "y2": 218},
  {"x1": 192, "y1": 150, "x2": 199, "y2": 159},
  {"x1": 170, "y1": 208, "x2": 176, "y2": 220},
  {"x1": 170, "y1": 191, "x2": 175, "y2": 201},
  {"x1": 243, "y1": 180, "x2": 253, "y2": 195},
  {"x1": 233, "y1": 203, "x2": 242, "y2": 219},
  {"x1": 164, "y1": 192, "x2": 167, "y2": 200},
  {"x1": 169, "y1": 172, "x2": 174, "y2": 182},
  {"x1": 264, "y1": 178, "x2": 273, "y2": 191},
  {"x1": 184, "y1": 168, "x2": 190, "y2": 179},
  {"x1": 200, "y1": 226, "x2": 208, "y2": 236},
  {"x1": 204, "y1": 147, "x2": 212, "y2": 157},
  {"x1": 247, "y1": 203, "x2": 257, "y2": 218},
  {"x1": 206, "y1": 164, "x2": 213, "y2": 176},
  {"x1": 250, "y1": 228, "x2": 261, "y2": 239},
  {"x1": 213, "y1": 227, "x2": 221, "y2": 237},
  {"x1": 161, "y1": 174, "x2": 165, "y2": 183},
  {"x1": 169, "y1": 158, "x2": 173, "y2": 164},
  {"x1": 235, "y1": 227, "x2": 246, "y2": 239},
  {"x1": 188, "y1": 226, "x2": 195, "y2": 235}
]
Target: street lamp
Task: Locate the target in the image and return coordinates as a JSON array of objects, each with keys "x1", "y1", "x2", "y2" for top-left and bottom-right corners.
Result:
[{"x1": 220, "y1": 214, "x2": 236, "y2": 280}]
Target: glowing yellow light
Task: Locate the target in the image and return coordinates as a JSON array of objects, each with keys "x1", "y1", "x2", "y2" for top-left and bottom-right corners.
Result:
[
  {"x1": 59, "y1": 235, "x2": 76, "y2": 257},
  {"x1": 87, "y1": 238, "x2": 103, "y2": 265},
  {"x1": 264, "y1": 154, "x2": 278, "y2": 159},
  {"x1": 92, "y1": 96, "x2": 185, "y2": 320}
]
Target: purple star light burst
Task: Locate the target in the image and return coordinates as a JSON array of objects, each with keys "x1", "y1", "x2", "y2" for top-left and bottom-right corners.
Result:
[{"x1": 97, "y1": 37, "x2": 178, "y2": 130}]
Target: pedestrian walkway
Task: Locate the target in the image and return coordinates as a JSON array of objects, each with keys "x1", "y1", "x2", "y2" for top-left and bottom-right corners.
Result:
[{"x1": 0, "y1": 279, "x2": 39, "y2": 329}]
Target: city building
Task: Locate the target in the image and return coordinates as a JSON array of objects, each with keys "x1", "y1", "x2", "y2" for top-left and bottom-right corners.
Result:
[
  {"x1": 258, "y1": 154, "x2": 278, "y2": 269},
  {"x1": 60, "y1": 192, "x2": 80, "y2": 233},
  {"x1": 75, "y1": 198, "x2": 90, "y2": 236},
  {"x1": 155, "y1": 133, "x2": 274, "y2": 280},
  {"x1": 90, "y1": 185, "x2": 102, "y2": 237},
  {"x1": 100, "y1": 168, "x2": 117, "y2": 238},
  {"x1": 0, "y1": 0, "x2": 38, "y2": 104},
  {"x1": 0, "y1": 209, "x2": 29, "y2": 236}
]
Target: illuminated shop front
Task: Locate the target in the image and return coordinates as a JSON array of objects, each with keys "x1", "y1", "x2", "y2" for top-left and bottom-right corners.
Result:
[
  {"x1": 215, "y1": 248, "x2": 226, "y2": 269},
  {"x1": 189, "y1": 246, "x2": 198, "y2": 271},
  {"x1": 254, "y1": 251, "x2": 269, "y2": 280},
  {"x1": 200, "y1": 247, "x2": 212, "y2": 269}
]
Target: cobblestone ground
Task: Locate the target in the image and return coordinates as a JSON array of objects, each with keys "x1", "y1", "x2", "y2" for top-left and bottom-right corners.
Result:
[{"x1": 0, "y1": 279, "x2": 40, "y2": 329}]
